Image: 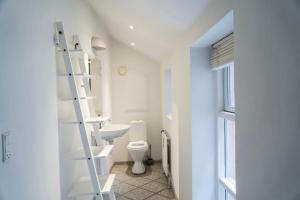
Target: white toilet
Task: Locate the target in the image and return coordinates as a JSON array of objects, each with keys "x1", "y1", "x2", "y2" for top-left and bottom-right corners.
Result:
[{"x1": 127, "y1": 120, "x2": 149, "y2": 174}]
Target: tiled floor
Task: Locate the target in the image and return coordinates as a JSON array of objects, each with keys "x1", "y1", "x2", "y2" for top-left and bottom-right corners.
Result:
[{"x1": 111, "y1": 162, "x2": 175, "y2": 200}]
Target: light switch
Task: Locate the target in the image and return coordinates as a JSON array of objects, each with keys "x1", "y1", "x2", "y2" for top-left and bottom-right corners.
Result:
[{"x1": 2, "y1": 131, "x2": 12, "y2": 162}]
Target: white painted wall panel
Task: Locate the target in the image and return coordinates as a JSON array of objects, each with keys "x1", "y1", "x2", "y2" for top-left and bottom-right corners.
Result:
[{"x1": 235, "y1": 1, "x2": 300, "y2": 199}]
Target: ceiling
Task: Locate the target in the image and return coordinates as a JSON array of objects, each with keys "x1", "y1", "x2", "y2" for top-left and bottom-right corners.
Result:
[{"x1": 87, "y1": 0, "x2": 210, "y2": 62}]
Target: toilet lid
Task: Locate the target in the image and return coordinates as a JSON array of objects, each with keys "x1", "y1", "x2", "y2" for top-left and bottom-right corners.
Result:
[{"x1": 127, "y1": 140, "x2": 148, "y2": 150}]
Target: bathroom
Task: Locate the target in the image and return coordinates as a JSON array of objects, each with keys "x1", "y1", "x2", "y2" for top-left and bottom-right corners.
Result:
[
  {"x1": 2, "y1": 1, "x2": 300, "y2": 200},
  {"x1": 56, "y1": 23, "x2": 168, "y2": 200}
]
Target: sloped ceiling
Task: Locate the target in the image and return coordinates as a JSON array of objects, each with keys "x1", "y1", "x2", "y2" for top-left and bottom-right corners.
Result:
[{"x1": 87, "y1": 0, "x2": 210, "y2": 62}]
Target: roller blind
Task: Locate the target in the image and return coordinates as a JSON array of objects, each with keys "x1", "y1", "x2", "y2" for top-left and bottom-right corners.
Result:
[{"x1": 210, "y1": 33, "x2": 234, "y2": 70}]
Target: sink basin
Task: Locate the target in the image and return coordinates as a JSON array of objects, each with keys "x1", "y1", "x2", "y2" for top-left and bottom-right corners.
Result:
[{"x1": 94, "y1": 124, "x2": 130, "y2": 141}]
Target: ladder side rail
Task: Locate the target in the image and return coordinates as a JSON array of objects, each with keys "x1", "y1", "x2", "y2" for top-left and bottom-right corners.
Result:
[{"x1": 55, "y1": 22, "x2": 103, "y2": 200}]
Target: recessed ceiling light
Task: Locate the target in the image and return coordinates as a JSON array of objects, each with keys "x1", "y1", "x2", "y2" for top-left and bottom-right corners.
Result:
[
  {"x1": 130, "y1": 42, "x2": 135, "y2": 46},
  {"x1": 129, "y1": 25, "x2": 134, "y2": 30}
]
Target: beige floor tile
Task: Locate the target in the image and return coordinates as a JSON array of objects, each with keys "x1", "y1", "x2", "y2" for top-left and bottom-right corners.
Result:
[
  {"x1": 146, "y1": 194, "x2": 170, "y2": 200},
  {"x1": 112, "y1": 164, "x2": 129, "y2": 173},
  {"x1": 152, "y1": 168, "x2": 164, "y2": 174},
  {"x1": 116, "y1": 196, "x2": 131, "y2": 200},
  {"x1": 144, "y1": 172, "x2": 164, "y2": 180},
  {"x1": 151, "y1": 164, "x2": 164, "y2": 173},
  {"x1": 124, "y1": 177, "x2": 152, "y2": 187},
  {"x1": 154, "y1": 177, "x2": 168, "y2": 185},
  {"x1": 158, "y1": 188, "x2": 175, "y2": 198},
  {"x1": 113, "y1": 179, "x2": 121, "y2": 186},
  {"x1": 123, "y1": 188, "x2": 154, "y2": 200},
  {"x1": 111, "y1": 163, "x2": 169, "y2": 200},
  {"x1": 113, "y1": 182, "x2": 137, "y2": 195},
  {"x1": 141, "y1": 181, "x2": 167, "y2": 193},
  {"x1": 115, "y1": 173, "x2": 132, "y2": 182}
]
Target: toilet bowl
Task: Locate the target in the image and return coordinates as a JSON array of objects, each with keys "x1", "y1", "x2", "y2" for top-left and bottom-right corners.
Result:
[
  {"x1": 127, "y1": 121, "x2": 148, "y2": 174},
  {"x1": 127, "y1": 140, "x2": 148, "y2": 174}
]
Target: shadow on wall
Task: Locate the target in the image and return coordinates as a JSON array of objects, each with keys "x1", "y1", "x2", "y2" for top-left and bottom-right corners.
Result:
[
  {"x1": 291, "y1": 191, "x2": 300, "y2": 200},
  {"x1": 0, "y1": 0, "x2": 7, "y2": 12}
]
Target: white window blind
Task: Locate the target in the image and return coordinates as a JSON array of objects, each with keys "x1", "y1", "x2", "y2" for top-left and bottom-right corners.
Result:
[{"x1": 210, "y1": 33, "x2": 234, "y2": 70}]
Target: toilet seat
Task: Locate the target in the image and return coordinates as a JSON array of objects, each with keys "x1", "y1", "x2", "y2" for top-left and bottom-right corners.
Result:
[{"x1": 127, "y1": 140, "x2": 148, "y2": 151}]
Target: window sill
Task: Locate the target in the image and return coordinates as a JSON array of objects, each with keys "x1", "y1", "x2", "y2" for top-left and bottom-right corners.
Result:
[
  {"x1": 218, "y1": 111, "x2": 235, "y2": 121},
  {"x1": 219, "y1": 177, "x2": 236, "y2": 198}
]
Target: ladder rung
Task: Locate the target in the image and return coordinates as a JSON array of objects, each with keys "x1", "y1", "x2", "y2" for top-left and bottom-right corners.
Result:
[
  {"x1": 73, "y1": 145, "x2": 114, "y2": 160},
  {"x1": 58, "y1": 73, "x2": 96, "y2": 78},
  {"x1": 85, "y1": 117, "x2": 110, "y2": 124},
  {"x1": 61, "y1": 117, "x2": 109, "y2": 124},
  {"x1": 60, "y1": 96, "x2": 96, "y2": 101},
  {"x1": 68, "y1": 174, "x2": 116, "y2": 198},
  {"x1": 57, "y1": 49, "x2": 83, "y2": 52}
]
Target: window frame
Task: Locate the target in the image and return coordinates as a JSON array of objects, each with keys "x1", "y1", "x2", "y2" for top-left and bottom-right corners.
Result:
[
  {"x1": 223, "y1": 63, "x2": 235, "y2": 113},
  {"x1": 218, "y1": 63, "x2": 236, "y2": 200},
  {"x1": 218, "y1": 114, "x2": 236, "y2": 199}
]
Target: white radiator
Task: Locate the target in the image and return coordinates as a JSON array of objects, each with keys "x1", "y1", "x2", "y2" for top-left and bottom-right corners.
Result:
[{"x1": 162, "y1": 130, "x2": 170, "y2": 177}]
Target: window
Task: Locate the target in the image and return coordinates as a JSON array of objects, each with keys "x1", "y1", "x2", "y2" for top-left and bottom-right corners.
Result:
[
  {"x1": 164, "y1": 68, "x2": 172, "y2": 120},
  {"x1": 224, "y1": 62, "x2": 235, "y2": 112},
  {"x1": 225, "y1": 119, "x2": 236, "y2": 182},
  {"x1": 218, "y1": 62, "x2": 236, "y2": 200}
]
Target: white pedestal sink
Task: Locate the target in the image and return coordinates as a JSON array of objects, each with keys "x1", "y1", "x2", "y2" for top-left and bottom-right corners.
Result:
[{"x1": 93, "y1": 124, "x2": 130, "y2": 142}]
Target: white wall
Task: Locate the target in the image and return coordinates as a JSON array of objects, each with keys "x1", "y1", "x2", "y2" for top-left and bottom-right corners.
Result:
[
  {"x1": 235, "y1": 1, "x2": 300, "y2": 199},
  {"x1": 190, "y1": 47, "x2": 218, "y2": 200},
  {"x1": 161, "y1": 47, "x2": 191, "y2": 199},
  {"x1": 90, "y1": 58, "x2": 103, "y2": 116},
  {"x1": 111, "y1": 40, "x2": 162, "y2": 162},
  {"x1": 189, "y1": 11, "x2": 233, "y2": 200},
  {"x1": 0, "y1": 0, "x2": 111, "y2": 199},
  {"x1": 94, "y1": 50, "x2": 112, "y2": 118},
  {"x1": 160, "y1": 0, "x2": 232, "y2": 198}
]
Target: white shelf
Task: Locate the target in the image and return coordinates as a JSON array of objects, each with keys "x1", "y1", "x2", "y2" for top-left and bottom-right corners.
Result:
[
  {"x1": 96, "y1": 145, "x2": 114, "y2": 159},
  {"x1": 73, "y1": 145, "x2": 114, "y2": 160},
  {"x1": 59, "y1": 96, "x2": 96, "y2": 101},
  {"x1": 68, "y1": 174, "x2": 116, "y2": 198},
  {"x1": 61, "y1": 116, "x2": 110, "y2": 124},
  {"x1": 102, "y1": 174, "x2": 115, "y2": 194}
]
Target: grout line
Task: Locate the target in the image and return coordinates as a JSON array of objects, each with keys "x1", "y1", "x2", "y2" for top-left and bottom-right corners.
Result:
[
  {"x1": 140, "y1": 184, "x2": 166, "y2": 193},
  {"x1": 143, "y1": 193, "x2": 157, "y2": 200},
  {"x1": 113, "y1": 163, "x2": 173, "y2": 200}
]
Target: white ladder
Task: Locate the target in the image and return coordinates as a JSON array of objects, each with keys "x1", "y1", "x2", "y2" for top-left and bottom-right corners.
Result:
[{"x1": 55, "y1": 21, "x2": 116, "y2": 200}]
